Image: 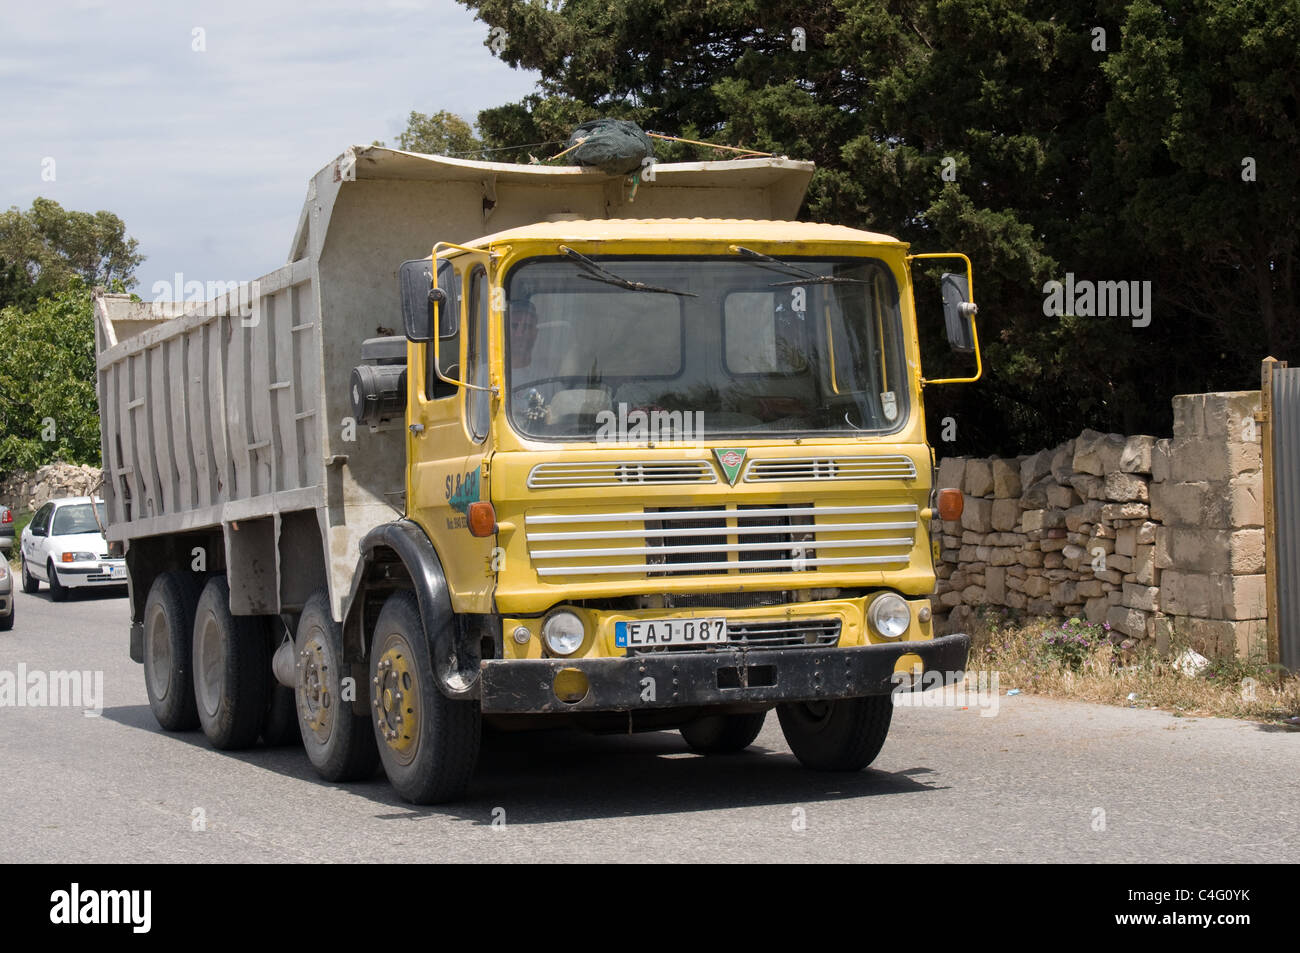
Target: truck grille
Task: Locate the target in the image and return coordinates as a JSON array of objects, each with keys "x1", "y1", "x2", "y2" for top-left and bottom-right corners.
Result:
[
  {"x1": 528, "y1": 460, "x2": 715, "y2": 488},
  {"x1": 626, "y1": 618, "x2": 841, "y2": 655},
  {"x1": 525, "y1": 502, "x2": 918, "y2": 580},
  {"x1": 743, "y1": 455, "x2": 917, "y2": 482}
]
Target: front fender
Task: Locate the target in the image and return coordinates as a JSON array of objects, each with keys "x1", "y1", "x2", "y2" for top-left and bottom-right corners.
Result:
[{"x1": 341, "y1": 520, "x2": 479, "y2": 701}]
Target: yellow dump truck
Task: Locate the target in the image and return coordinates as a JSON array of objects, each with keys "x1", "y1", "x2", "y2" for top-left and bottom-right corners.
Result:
[{"x1": 93, "y1": 146, "x2": 978, "y2": 803}]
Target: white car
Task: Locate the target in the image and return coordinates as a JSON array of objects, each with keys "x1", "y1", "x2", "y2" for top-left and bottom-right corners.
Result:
[
  {"x1": 0, "y1": 559, "x2": 13, "y2": 630},
  {"x1": 19, "y1": 497, "x2": 127, "y2": 601}
]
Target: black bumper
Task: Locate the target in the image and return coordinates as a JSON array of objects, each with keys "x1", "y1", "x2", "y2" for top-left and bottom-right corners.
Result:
[{"x1": 479, "y1": 633, "x2": 971, "y2": 714}]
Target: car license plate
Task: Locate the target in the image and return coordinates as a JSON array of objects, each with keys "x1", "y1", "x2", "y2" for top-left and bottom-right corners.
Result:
[
  {"x1": 615, "y1": 618, "x2": 727, "y2": 648},
  {"x1": 108, "y1": 565, "x2": 126, "y2": 579}
]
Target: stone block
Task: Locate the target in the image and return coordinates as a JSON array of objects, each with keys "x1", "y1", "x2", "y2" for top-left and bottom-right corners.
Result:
[
  {"x1": 936, "y1": 456, "x2": 966, "y2": 492},
  {"x1": 1160, "y1": 571, "x2": 1267, "y2": 620},
  {"x1": 964, "y1": 459, "x2": 994, "y2": 497},
  {"x1": 1115, "y1": 528, "x2": 1137, "y2": 557},
  {"x1": 961, "y1": 496, "x2": 993, "y2": 533},
  {"x1": 1104, "y1": 471, "x2": 1149, "y2": 502},
  {"x1": 1073, "y1": 429, "x2": 1127, "y2": 476},
  {"x1": 1050, "y1": 441, "x2": 1076, "y2": 483},
  {"x1": 1151, "y1": 438, "x2": 1173, "y2": 483},
  {"x1": 1133, "y1": 545, "x2": 1157, "y2": 586},
  {"x1": 991, "y1": 499, "x2": 1020, "y2": 532},
  {"x1": 1084, "y1": 596, "x2": 1110, "y2": 624},
  {"x1": 1020, "y1": 450, "x2": 1053, "y2": 491},
  {"x1": 1119, "y1": 435, "x2": 1157, "y2": 474},
  {"x1": 1020, "y1": 477, "x2": 1053, "y2": 510},
  {"x1": 1068, "y1": 474, "x2": 1106, "y2": 500},
  {"x1": 1100, "y1": 502, "x2": 1149, "y2": 520},
  {"x1": 1047, "y1": 484, "x2": 1080, "y2": 509},
  {"x1": 985, "y1": 566, "x2": 1007, "y2": 604},
  {"x1": 1107, "y1": 605, "x2": 1150, "y2": 639},
  {"x1": 1121, "y1": 583, "x2": 1159, "y2": 612},
  {"x1": 991, "y1": 458, "x2": 1022, "y2": 498}
]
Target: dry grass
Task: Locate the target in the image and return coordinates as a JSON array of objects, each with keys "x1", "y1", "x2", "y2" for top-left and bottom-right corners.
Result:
[{"x1": 967, "y1": 607, "x2": 1300, "y2": 725}]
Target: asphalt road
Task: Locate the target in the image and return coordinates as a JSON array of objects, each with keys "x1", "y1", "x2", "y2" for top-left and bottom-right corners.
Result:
[{"x1": 1, "y1": 584, "x2": 1296, "y2": 863}]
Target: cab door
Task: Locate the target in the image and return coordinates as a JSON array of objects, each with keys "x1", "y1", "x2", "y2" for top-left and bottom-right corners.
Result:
[{"x1": 407, "y1": 256, "x2": 496, "y2": 613}]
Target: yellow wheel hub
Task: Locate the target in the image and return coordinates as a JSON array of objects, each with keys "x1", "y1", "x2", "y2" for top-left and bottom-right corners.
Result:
[
  {"x1": 298, "y1": 636, "x2": 333, "y2": 741},
  {"x1": 373, "y1": 639, "x2": 420, "y2": 763}
]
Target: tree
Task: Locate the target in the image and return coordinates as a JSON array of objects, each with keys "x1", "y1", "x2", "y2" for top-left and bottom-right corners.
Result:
[
  {"x1": 0, "y1": 198, "x2": 142, "y2": 309},
  {"x1": 386, "y1": 110, "x2": 485, "y2": 158},
  {"x1": 457, "y1": 0, "x2": 1299, "y2": 453},
  {"x1": 0, "y1": 282, "x2": 102, "y2": 473}
]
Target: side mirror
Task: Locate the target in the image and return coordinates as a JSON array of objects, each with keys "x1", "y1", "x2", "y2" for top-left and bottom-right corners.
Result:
[
  {"x1": 940, "y1": 272, "x2": 978, "y2": 354},
  {"x1": 398, "y1": 259, "x2": 451, "y2": 343}
]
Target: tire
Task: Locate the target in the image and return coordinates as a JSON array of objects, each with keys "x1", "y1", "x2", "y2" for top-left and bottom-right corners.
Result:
[
  {"x1": 680, "y1": 711, "x2": 767, "y2": 754},
  {"x1": 260, "y1": 618, "x2": 301, "y2": 746},
  {"x1": 295, "y1": 591, "x2": 378, "y2": 779},
  {"x1": 776, "y1": 695, "x2": 893, "y2": 771},
  {"x1": 47, "y1": 561, "x2": 68, "y2": 602},
  {"x1": 371, "y1": 590, "x2": 480, "y2": 804},
  {"x1": 142, "y1": 571, "x2": 203, "y2": 731},
  {"x1": 192, "y1": 575, "x2": 269, "y2": 750},
  {"x1": 0, "y1": 600, "x2": 12, "y2": 632},
  {"x1": 20, "y1": 556, "x2": 39, "y2": 593}
]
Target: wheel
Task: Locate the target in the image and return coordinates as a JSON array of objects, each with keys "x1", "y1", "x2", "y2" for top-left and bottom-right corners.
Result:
[
  {"x1": 295, "y1": 591, "x2": 378, "y2": 778},
  {"x1": 142, "y1": 571, "x2": 203, "y2": 730},
  {"x1": 47, "y1": 560, "x2": 67, "y2": 602},
  {"x1": 776, "y1": 696, "x2": 893, "y2": 771},
  {"x1": 192, "y1": 575, "x2": 269, "y2": 750},
  {"x1": 0, "y1": 599, "x2": 12, "y2": 632},
  {"x1": 680, "y1": 711, "x2": 767, "y2": 754},
  {"x1": 371, "y1": 590, "x2": 480, "y2": 804},
  {"x1": 20, "y1": 556, "x2": 39, "y2": 593}
]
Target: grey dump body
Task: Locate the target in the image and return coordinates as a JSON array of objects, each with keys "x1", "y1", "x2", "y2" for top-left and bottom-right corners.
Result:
[{"x1": 93, "y1": 147, "x2": 814, "y2": 622}]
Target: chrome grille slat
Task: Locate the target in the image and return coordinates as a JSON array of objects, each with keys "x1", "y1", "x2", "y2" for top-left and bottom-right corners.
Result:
[
  {"x1": 528, "y1": 460, "x2": 716, "y2": 488},
  {"x1": 742, "y1": 455, "x2": 918, "y2": 482},
  {"x1": 525, "y1": 502, "x2": 918, "y2": 581}
]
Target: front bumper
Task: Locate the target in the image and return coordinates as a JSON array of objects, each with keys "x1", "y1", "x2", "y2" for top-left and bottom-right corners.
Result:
[
  {"x1": 54, "y1": 561, "x2": 127, "y2": 588},
  {"x1": 479, "y1": 632, "x2": 970, "y2": 713}
]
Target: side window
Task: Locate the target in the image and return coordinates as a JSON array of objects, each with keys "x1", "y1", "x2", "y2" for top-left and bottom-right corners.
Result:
[
  {"x1": 32, "y1": 503, "x2": 52, "y2": 536},
  {"x1": 426, "y1": 260, "x2": 461, "y2": 400},
  {"x1": 466, "y1": 267, "x2": 490, "y2": 441}
]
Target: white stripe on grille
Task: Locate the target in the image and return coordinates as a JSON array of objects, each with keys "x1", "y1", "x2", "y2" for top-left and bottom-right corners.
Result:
[{"x1": 742, "y1": 455, "x2": 918, "y2": 482}]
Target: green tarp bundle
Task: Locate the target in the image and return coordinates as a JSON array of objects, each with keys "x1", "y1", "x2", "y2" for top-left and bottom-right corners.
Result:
[{"x1": 565, "y1": 119, "x2": 655, "y2": 175}]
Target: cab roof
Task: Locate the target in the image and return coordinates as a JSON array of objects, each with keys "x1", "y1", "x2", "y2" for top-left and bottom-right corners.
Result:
[{"x1": 459, "y1": 218, "x2": 904, "y2": 250}]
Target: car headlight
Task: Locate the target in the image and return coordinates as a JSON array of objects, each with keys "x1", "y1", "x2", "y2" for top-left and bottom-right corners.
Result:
[
  {"x1": 868, "y1": 593, "x2": 911, "y2": 639},
  {"x1": 61, "y1": 552, "x2": 99, "y2": 563},
  {"x1": 541, "y1": 611, "x2": 585, "y2": 656}
]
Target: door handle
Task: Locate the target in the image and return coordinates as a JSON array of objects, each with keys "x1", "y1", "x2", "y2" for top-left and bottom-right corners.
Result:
[{"x1": 409, "y1": 423, "x2": 425, "y2": 436}]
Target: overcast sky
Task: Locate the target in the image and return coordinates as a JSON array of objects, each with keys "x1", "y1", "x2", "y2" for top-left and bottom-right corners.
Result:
[{"x1": 0, "y1": 0, "x2": 541, "y2": 297}]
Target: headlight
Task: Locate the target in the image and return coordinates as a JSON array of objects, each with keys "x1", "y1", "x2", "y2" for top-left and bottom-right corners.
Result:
[
  {"x1": 541, "y1": 611, "x2": 585, "y2": 656},
  {"x1": 868, "y1": 593, "x2": 911, "y2": 639},
  {"x1": 61, "y1": 552, "x2": 98, "y2": 563}
]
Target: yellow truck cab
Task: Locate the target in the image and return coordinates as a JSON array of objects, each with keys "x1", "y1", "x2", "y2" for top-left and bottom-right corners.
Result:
[{"x1": 94, "y1": 147, "x2": 977, "y2": 804}]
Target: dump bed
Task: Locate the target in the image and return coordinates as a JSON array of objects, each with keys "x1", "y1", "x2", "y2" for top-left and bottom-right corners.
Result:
[{"x1": 93, "y1": 147, "x2": 814, "y2": 616}]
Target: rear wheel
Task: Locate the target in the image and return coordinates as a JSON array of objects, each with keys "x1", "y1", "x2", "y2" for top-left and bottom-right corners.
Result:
[
  {"x1": 192, "y1": 575, "x2": 269, "y2": 750},
  {"x1": 371, "y1": 591, "x2": 480, "y2": 804},
  {"x1": 143, "y1": 571, "x2": 203, "y2": 730},
  {"x1": 20, "y1": 556, "x2": 39, "y2": 593},
  {"x1": 776, "y1": 696, "x2": 893, "y2": 771},
  {"x1": 47, "y1": 561, "x2": 67, "y2": 602},
  {"x1": 0, "y1": 598, "x2": 13, "y2": 631},
  {"x1": 295, "y1": 590, "x2": 378, "y2": 779},
  {"x1": 680, "y1": 711, "x2": 767, "y2": 754}
]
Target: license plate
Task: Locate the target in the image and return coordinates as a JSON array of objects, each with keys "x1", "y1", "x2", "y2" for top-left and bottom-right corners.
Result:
[
  {"x1": 108, "y1": 565, "x2": 126, "y2": 579},
  {"x1": 615, "y1": 617, "x2": 728, "y2": 648}
]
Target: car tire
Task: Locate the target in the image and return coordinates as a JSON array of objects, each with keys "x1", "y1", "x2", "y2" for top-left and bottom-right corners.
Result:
[
  {"x1": 776, "y1": 695, "x2": 893, "y2": 771},
  {"x1": 20, "y1": 556, "x2": 39, "y2": 594},
  {"x1": 0, "y1": 600, "x2": 13, "y2": 632},
  {"x1": 680, "y1": 711, "x2": 767, "y2": 754},
  {"x1": 47, "y1": 561, "x2": 68, "y2": 602},
  {"x1": 371, "y1": 591, "x2": 479, "y2": 804},
  {"x1": 142, "y1": 571, "x2": 203, "y2": 731},
  {"x1": 295, "y1": 590, "x2": 378, "y2": 779},
  {"x1": 192, "y1": 575, "x2": 269, "y2": 750}
]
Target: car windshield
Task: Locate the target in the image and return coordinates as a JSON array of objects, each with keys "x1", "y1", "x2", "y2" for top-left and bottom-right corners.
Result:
[
  {"x1": 52, "y1": 503, "x2": 105, "y2": 536},
  {"x1": 504, "y1": 255, "x2": 907, "y2": 440}
]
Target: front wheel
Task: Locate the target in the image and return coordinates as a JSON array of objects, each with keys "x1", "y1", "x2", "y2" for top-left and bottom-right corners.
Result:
[
  {"x1": 47, "y1": 561, "x2": 67, "y2": 602},
  {"x1": 371, "y1": 591, "x2": 480, "y2": 804},
  {"x1": 680, "y1": 711, "x2": 767, "y2": 754},
  {"x1": 776, "y1": 696, "x2": 893, "y2": 771}
]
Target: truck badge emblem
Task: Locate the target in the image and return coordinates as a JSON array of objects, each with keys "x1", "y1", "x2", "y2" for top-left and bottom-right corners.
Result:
[{"x1": 714, "y1": 448, "x2": 747, "y2": 486}]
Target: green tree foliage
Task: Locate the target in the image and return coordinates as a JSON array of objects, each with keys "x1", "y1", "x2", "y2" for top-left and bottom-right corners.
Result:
[
  {"x1": 0, "y1": 282, "x2": 102, "y2": 472},
  {"x1": 387, "y1": 110, "x2": 485, "y2": 157},
  {"x1": 458, "y1": 0, "x2": 1299, "y2": 453},
  {"x1": 0, "y1": 198, "x2": 142, "y2": 309}
]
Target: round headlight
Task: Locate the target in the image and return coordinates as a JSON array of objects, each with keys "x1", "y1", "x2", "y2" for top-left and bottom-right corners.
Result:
[
  {"x1": 868, "y1": 593, "x2": 911, "y2": 639},
  {"x1": 542, "y1": 611, "x2": 585, "y2": 656}
]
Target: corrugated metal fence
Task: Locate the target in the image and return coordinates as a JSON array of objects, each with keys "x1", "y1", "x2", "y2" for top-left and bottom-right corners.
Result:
[{"x1": 1264, "y1": 358, "x2": 1300, "y2": 671}]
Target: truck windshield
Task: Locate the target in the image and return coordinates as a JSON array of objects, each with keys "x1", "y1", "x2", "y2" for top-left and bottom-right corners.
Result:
[{"x1": 504, "y1": 255, "x2": 908, "y2": 440}]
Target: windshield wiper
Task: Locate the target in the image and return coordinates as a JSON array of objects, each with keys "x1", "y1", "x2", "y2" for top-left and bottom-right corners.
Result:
[
  {"x1": 730, "y1": 245, "x2": 870, "y2": 286},
  {"x1": 559, "y1": 246, "x2": 698, "y2": 297}
]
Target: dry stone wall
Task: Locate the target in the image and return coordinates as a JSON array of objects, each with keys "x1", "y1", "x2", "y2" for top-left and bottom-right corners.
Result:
[
  {"x1": 0, "y1": 463, "x2": 104, "y2": 513},
  {"x1": 932, "y1": 391, "x2": 1265, "y2": 659}
]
